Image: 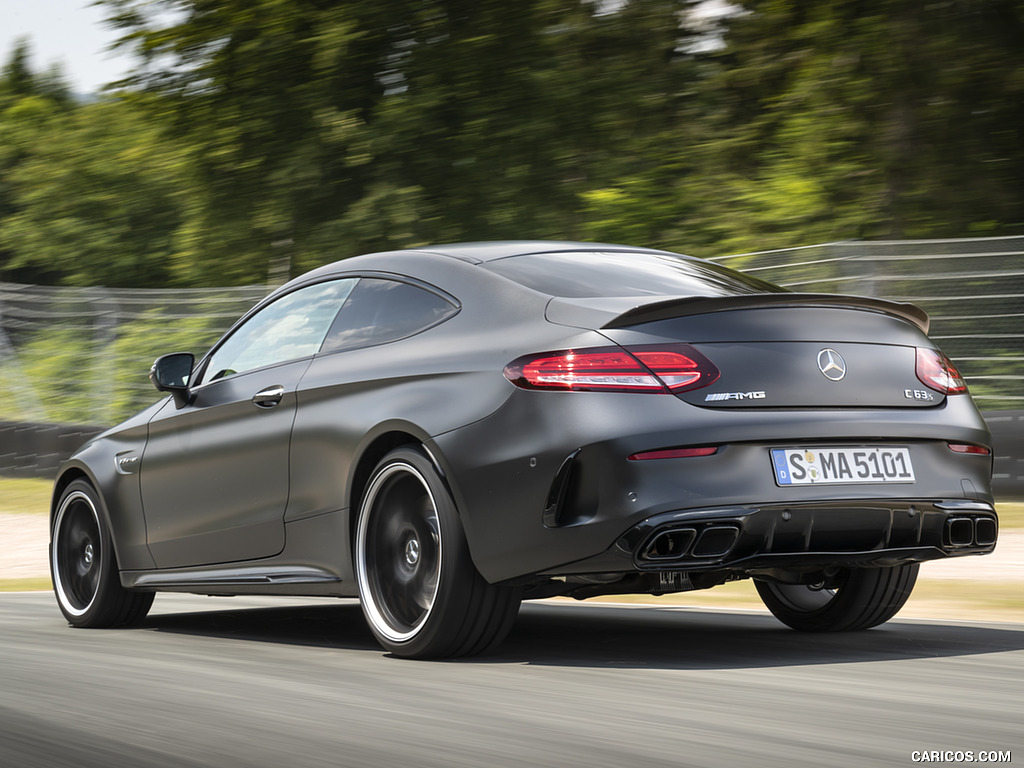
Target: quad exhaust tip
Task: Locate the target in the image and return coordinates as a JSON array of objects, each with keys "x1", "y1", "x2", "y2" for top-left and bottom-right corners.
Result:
[
  {"x1": 640, "y1": 525, "x2": 740, "y2": 563},
  {"x1": 946, "y1": 516, "x2": 998, "y2": 548}
]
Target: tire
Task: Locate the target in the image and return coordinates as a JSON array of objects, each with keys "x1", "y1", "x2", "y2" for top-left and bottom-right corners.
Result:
[
  {"x1": 51, "y1": 479, "x2": 154, "y2": 628},
  {"x1": 355, "y1": 448, "x2": 521, "y2": 659},
  {"x1": 754, "y1": 564, "x2": 919, "y2": 632}
]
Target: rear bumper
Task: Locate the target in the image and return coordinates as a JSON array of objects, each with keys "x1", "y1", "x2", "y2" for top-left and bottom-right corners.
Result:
[
  {"x1": 431, "y1": 388, "x2": 994, "y2": 583},
  {"x1": 542, "y1": 498, "x2": 998, "y2": 577}
]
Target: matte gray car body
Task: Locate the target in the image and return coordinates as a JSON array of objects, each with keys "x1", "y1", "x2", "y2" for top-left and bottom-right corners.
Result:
[{"x1": 50, "y1": 241, "x2": 998, "y2": 657}]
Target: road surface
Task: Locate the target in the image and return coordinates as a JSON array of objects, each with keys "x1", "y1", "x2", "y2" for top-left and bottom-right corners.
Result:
[{"x1": 2, "y1": 593, "x2": 1020, "y2": 768}]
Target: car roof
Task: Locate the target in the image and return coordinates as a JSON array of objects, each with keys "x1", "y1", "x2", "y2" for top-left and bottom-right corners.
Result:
[
  {"x1": 410, "y1": 241, "x2": 677, "y2": 264},
  {"x1": 279, "y1": 240, "x2": 693, "y2": 296}
]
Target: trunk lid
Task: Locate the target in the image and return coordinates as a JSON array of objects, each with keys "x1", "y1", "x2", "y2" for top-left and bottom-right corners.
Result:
[{"x1": 550, "y1": 295, "x2": 944, "y2": 410}]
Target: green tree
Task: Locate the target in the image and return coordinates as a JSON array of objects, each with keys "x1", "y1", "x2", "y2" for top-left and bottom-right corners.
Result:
[
  {"x1": 99, "y1": 0, "x2": 703, "y2": 281},
  {"x1": 367, "y1": 0, "x2": 701, "y2": 247},
  {"x1": 100, "y1": 0, "x2": 390, "y2": 282},
  {"x1": 0, "y1": 39, "x2": 75, "y2": 283},
  {"x1": 0, "y1": 98, "x2": 193, "y2": 287},
  {"x1": 0, "y1": 38, "x2": 71, "y2": 106},
  {"x1": 676, "y1": 0, "x2": 1024, "y2": 255}
]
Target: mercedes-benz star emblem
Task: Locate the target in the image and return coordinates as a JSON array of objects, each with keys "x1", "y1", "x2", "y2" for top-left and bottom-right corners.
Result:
[{"x1": 817, "y1": 348, "x2": 847, "y2": 381}]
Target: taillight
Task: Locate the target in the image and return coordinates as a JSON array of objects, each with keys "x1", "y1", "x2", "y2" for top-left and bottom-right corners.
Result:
[
  {"x1": 916, "y1": 348, "x2": 967, "y2": 395},
  {"x1": 504, "y1": 344, "x2": 720, "y2": 394},
  {"x1": 947, "y1": 443, "x2": 991, "y2": 455}
]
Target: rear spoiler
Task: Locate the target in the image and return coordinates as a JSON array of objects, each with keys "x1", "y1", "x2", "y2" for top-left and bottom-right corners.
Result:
[{"x1": 546, "y1": 293, "x2": 930, "y2": 333}]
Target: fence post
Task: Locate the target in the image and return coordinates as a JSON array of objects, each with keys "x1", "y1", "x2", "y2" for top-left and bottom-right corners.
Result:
[{"x1": 85, "y1": 286, "x2": 120, "y2": 426}]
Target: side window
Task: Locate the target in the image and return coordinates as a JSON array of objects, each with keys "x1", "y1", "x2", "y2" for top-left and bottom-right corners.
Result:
[
  {"x1": 200, "y1": 279, "x2": 357, "y2": 384},
  {"x1": 320, "y1": 278, "x2": 458, "y2": 355}
]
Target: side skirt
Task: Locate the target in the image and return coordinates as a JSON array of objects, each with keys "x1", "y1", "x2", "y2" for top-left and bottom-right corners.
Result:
[{"x1": 120, "y1": 564, "x2": 356, "y2": 597}]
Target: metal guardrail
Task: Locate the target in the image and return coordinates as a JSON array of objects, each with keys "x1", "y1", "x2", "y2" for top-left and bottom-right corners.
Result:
[
  {"x1": 0, "y1": 236, "x2": 1021, "y2": 498},
  {"x1": 0, "y1": 421, "x2": 104, "y2": 480},
  {"x1": 986, "y1": 411, "x2": 1024, "y2": 500},
  {"x1": 0, "y1": 282, "x2": 266, "y2": 425}
]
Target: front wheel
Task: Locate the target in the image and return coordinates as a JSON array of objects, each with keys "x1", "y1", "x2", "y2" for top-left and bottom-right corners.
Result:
[
  {"x1": 754, "y1": 564, "x2": 919, "y2": 632},
  {"x1": 355, "y1": 448, "x2": 520, "y2": 658},
  {"x1": 51, "y1": 479, "x2": 154, "y2": 627}
]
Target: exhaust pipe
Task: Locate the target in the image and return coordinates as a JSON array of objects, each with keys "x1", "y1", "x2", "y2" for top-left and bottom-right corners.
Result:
[
  {"x1": 640, "y1": 528, "x2": 696, "y2": 562},
  {"x1": 946, "y1": 517, "x2": 975, "y2": 547},
  {"x1": 974, "y1": 517, "x2": 997, "y2": 546},
  {"x1": 692, "y1": 525, "x2": 740, "y2": 558}
]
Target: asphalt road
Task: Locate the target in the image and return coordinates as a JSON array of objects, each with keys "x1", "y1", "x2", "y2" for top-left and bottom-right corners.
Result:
[{"x1": 2, "y1": 593, "x2": 1020, "y2": 768}]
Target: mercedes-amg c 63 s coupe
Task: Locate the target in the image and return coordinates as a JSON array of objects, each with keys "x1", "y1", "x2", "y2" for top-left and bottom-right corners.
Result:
[{"x1": 50, "y1": 241, "x2": 998, "y2": 657}]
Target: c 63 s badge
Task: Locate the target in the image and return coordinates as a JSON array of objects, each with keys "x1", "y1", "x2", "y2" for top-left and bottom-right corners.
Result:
[
  {"x1": 705, "y1": 391, "x2": 767, "y2": 402},
  {"x1": 905, "y1": 389, "x2": 936, "y2": 401}
]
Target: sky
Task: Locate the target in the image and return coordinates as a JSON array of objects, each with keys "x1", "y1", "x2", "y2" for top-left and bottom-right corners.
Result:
[{"x1": 1, "y1": 0, "x2": 133, "y2": 94}]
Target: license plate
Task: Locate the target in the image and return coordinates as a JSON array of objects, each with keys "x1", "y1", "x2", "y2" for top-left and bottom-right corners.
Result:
[{"x1": 771, "y1": 447, "x2": 915, "y2": 486}]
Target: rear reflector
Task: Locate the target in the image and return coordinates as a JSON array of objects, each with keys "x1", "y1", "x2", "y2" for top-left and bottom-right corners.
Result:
[
  {"x1": 504, "y1": 344, "x2": 719, "y2": 394},
  {"x1": 916, "y1": 348, "x2": 967, "y2": 395},
  {"x1": 628, "y1": 447, "x2": 719, "y2": 461},
  {"x1": 947, "y1": 443, "x2": 991, "y2": 455}
]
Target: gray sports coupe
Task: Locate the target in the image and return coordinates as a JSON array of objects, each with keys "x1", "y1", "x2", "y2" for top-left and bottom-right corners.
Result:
[{"x1": 50, "y1": 242, "x2": 997, "y2": 657}]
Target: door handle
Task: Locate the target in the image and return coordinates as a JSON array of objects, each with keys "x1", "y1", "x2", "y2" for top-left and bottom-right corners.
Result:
[{"x1": 252, "y1": 385, "x2": 285, "y2": 408}]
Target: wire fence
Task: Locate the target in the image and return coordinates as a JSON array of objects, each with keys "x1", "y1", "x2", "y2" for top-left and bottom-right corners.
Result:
[
  {"x1": 0, "y1": 235, "x2": 1021, "y2": 427},
  {"x1": 710, "y1": 235, "x2": 1024, "y2": 409},
  {"x1": 0, "y1": 282, "x2": 266, "y2": 426}
]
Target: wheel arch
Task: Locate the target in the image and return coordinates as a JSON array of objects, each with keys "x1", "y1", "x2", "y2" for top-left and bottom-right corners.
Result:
[
  {"x1": 347, "y1": 429, "x2": 448, "y2": 542},
  {"x1": 51, "y1": 465, "x2": 99, "y2": 524},
  {"x1": 51, "y1": 464, "x2": 132, "y2": 571},
  {"x1": 347, "y1": 427, "x2": 486, "y2": 585}
]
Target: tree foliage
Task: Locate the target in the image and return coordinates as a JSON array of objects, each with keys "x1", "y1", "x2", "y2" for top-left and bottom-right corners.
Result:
[
  {"x1": 0, "y1": 0, "x2": 1022, "y2": 286},
  {"x1": 677, "y1": 0, "x2": 1024, "y2": 253},
  {"x1": 94, "y1": 0, "x2": 701, "y2": 279},
  {"x1": 0, "y1": 99, "x2": 191, "y2": 287}
]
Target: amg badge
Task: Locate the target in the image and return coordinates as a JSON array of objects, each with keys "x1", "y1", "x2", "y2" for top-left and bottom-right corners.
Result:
[{"x1": 705, "y1": 391, "x2": 767, "y2": 402}]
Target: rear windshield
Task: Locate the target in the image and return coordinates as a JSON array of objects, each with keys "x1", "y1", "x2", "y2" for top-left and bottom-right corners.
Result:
[{"x1": 482, "y1": 250, "x2": 786, "y2": 298}]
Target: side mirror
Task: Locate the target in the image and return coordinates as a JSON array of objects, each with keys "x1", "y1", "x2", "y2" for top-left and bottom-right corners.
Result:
[{"x1": 150, "y1": 352, "x2": 195, "y2": 408}]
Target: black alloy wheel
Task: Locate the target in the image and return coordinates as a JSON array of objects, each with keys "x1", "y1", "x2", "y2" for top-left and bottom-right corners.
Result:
[
  {"x1": 51, "y1": 479, "x2": 154, "y2": 627},
  {"x1": 355, "y1": 447, "x2": 521, "y2": 658}
]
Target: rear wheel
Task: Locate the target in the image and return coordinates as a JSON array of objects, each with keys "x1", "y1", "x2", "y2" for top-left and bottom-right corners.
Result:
[
  {"x1": 355, "y1": 448, "x2": 521, "y2": 658},
  {"x1": 754, "y1": 564, "x2": 918, "y2": 632},
  {"x1": 51, "y1": 479, "x2": 154, "y2": 627}
]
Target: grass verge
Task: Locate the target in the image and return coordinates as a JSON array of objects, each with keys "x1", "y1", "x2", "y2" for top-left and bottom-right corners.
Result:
[
  {"x1": 0, "y1": 477, "x2": 52, "y2": 515},
  {"x1": 0, "y1": 578, "x2": 51, "y2": 592},
  {"x1": 996, "y1": 500, "x2": 1022, "y2": 529},
  {"x1": 579, "y1": 576, "x2": 1024, "y2": 623}
]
